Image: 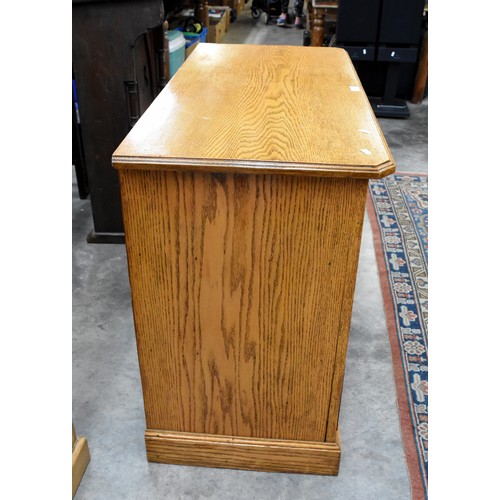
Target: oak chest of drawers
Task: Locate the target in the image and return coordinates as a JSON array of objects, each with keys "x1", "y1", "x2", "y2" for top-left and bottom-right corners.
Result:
[{"x1": 113, "y1": 43, "x2": 395, "y2": 475}]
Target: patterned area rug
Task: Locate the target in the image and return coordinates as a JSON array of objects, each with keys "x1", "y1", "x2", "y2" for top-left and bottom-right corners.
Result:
[{"x1": 367, "y1": 173, "x2": 428, "y2": 500}]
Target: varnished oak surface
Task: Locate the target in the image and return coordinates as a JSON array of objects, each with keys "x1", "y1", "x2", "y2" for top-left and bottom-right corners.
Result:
[
  {"x1": 113, "y1": 44, "x2": 394, "y2": 178},
  {"x1": 116, "y1": 43, "x2": 395, "y2": 474},
  {"x1": 145, "y1": 430, "x2": 341, "y2": 475},
  {"x1": 120, "y1": 171, "x2": 368, "y2": 442}
]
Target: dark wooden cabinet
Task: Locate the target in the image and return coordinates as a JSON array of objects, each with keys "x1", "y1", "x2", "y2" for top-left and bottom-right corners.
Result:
[{"x1": 72, "y1": 0, "x2": 165, "y2": 243}]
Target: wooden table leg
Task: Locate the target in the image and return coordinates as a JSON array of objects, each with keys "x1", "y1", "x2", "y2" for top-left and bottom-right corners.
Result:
[
  {"x1": 312, "y1": 8, "x2": 325, "y2": 47},
  {"x1": 197, "y1": 0, "x2": 210, "y2": 30},
  {"x1": 411, "y1": 29, "x2": 428, "y2": 104}
]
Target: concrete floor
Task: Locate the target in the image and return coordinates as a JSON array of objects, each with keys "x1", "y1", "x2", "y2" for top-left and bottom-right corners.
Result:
[{"x1": 73, "y1": 8, "x2": 428, "y2": 499}]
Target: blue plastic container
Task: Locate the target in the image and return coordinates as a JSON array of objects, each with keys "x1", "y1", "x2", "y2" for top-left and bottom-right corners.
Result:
[
  {"x1": 174, "y1": 27, "x2": 208, "y2": 45},
  {"x1": 168, "y1": 30, "x2": 186, "y2": 78}
]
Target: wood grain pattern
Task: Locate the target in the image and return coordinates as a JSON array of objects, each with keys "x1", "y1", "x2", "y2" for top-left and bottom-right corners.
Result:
[
  {"x1": 113, "y1": 44, "x2": 395, "y2": 179},
  {"x1": 325, "y1": 183, "x2": 367, "y2": 441},
  {"x1": 120, "y1": 170, "x2": 368, "y2": 442},
  {"x1": 145, "y1": 429, "x2": 341, "y2": 475}
]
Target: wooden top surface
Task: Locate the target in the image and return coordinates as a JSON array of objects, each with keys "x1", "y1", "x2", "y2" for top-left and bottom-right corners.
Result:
[{"x1": 113, "y1": 44, "x2": 395, "y2": 178}]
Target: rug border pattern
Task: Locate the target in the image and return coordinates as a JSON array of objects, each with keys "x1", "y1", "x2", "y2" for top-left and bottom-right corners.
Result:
[{"x1": 367, "y1": 172, "x2": 428, "y2": 500}]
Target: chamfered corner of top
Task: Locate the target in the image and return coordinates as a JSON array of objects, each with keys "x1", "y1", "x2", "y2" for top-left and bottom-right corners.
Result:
[
  {"x1": 333, "y1": 46, "x2": 349, "y2": 57},
  {"x1": 371, "y1": 159, "x2": 397, "y2": 179}
]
